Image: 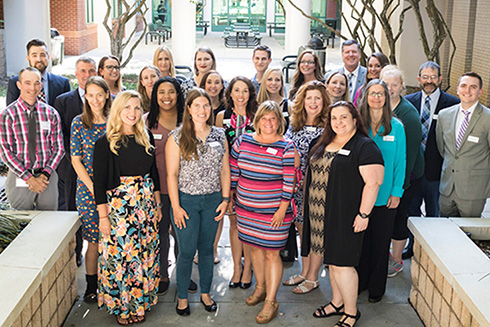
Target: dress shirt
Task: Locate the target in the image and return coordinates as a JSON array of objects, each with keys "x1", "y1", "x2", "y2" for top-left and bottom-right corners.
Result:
[
  {"x1": 0, "y1": 98, "x2": 64, "y2": 180},
  {"x1": 420, "y1": 88, "x2": 441, "y2": 129},
  {"x1": 41, "y1": 71, "x2": 49, "y2": 103},
  {"x1": 78, "y1": 87, "x2": 86, "y2": 104},
  {"x1": 454, "y1": 102, "x2": 478, "y2": 141}
]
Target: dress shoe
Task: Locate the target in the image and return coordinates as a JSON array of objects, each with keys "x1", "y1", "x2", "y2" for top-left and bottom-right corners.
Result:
[
  {"x1": 402, "y1": 247, "x2": 414, "y2": 260},
  {"x1": 240, "y1": 281, "x2": 252, "y2": 289},
  {"x1": 188, "y1": 279, "x2": 197, "y2": 293},
  {"x1": 200, "y1": 297, "x2": 218, "y2": 312},
  {"x1": 176, "y1": 304, "x2": 190, "y2": 316},
  {"x1": 229, "y1": 280, "x2": 241, "y2": 288},
  {"x1": 368, "y1": 295, "x2": 383, "y2": 303},
  {"x1": 157, "y1": 280, "x2": 169, "y2": 295}
]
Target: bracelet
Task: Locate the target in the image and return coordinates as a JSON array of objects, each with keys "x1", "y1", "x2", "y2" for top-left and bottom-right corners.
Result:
[
  {"x1": 358, "y1": 211, "x2": 371, "y2": 219},
  {"x1": 156, "y1": 202, "x2": 163, "y2": 208},
  {"x1": 222, "y1": 196, "x2": 230, "y2": 202}
]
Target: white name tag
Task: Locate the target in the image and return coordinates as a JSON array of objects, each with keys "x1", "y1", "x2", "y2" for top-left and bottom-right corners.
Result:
[
  {"x1": 223, "y1": 119, "x2": 231, "y2": 126},
  {"x1": 432, "y1": 114, "x2": 438, "y2": 120},
  {"x1": 16, "y1": 178, "x2": 28, "y2": 187},
  {"x1": 40, "y1": 121, "x2": 50, "y2": 130},
  {"x1": 338, "y1": 149, "x2": 351, "y2": 156},
  {"x1": 468, "y1": 135, "x2": 479, "y2": 143},
  {"x1": 283, "y1": 111, "x2": 289, "y2": 117},
  {"x1": 208, "y1": 141, "x2": 221, "y2": 148},
  {"x1": 383, "y1": 135, "x2": 395, "y2": 142},
  {"x1": 305, "y1": 126, "x2": 317, "y2": 132},
  {"x1": 153, "y1": 134, "x2": 162, "y2": 140},
  {"x1": 266, "y1": 147, "x2": 278, "y2": 155}
]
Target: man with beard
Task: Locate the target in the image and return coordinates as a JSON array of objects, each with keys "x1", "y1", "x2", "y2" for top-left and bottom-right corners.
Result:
[
  {"x1": 7, "y1": 39, "x2": 70, "y2": 107},
  {"x1": 403, "y1": 61, "x2": 459, "y2": 257}
]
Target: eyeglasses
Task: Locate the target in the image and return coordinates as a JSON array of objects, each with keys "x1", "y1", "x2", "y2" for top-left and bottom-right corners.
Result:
[
  {"x1": 368, "y1": 92, "x2": 385, "y2": 98},
  {"x1": 299, "y1": 60, "x2": 315, "y2": 65},
  {"x1": 105, "y1": 65, "x2": 121, "y2": 71},
  {"x1": 420, "y1": 75, "x2": 438, "y2": 81}
]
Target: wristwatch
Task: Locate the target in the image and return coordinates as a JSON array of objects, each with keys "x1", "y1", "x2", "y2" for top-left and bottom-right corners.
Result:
[
  {"x1": 156, "y1": 202, "x2": 163, "y2": 209},
  {"x1": 358, "y1": 211, "x2": 371, "y2": 219}
]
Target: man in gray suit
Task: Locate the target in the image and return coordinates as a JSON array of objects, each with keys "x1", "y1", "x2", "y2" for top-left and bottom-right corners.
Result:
[
  {"x1": 325, "y1": 39, "x2": 367, "y2": 99},
  {"x1": 436, "y1": 72, "x2": 490, "y2": 217}
]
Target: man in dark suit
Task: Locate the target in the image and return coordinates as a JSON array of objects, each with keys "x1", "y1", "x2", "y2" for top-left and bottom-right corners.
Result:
[
  {"x1": 436, "y1": 72, "x2": 490, "y2": 217},
  {"x1": 325, "y1": 39, "x2": 367, "y2": 99},
  {"x1": 54, "y1": 57, "x2": 97, "y2": 266},
  {"x1": 7, "y1": 39, "x2": 70, "y2": 107},
  {"x1": 403, "y1": 61, "x2": 460, "y2": 259},
  {"x1": 405, "y1": 61, "x2": 460, "y2": 217}
]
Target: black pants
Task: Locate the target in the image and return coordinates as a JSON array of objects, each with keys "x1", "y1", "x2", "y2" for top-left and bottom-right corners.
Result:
[
  {"x1": 159, "y1": 193, "x2": 178, "y2": 279},
  {"x1": 392, "y1": 178, "x2": 421, "y2": 240},
  {"x1": 357, "y1": 205, "x2": 396, "y2": 298}
]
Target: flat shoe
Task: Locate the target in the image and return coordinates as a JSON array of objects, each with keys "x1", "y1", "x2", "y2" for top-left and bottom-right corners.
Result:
[
  {"x1": 282, "y1": 274, "x2": 305, "y2": 286},
  {"x1": 176, "y1": 303, "x2": 190, "y2": 316},
  {"x1": 313, "y1": 301, "x2": 344, "y2": 318},
  {"x1": 292, "y1": 279, "x2": 319, "y2": 294},
  {"x1": 200, "y1": 297, "x2": 218, "y2": 312},
  {"x1": 116, "y1": 316, "x2": 132, "y2": 325}
]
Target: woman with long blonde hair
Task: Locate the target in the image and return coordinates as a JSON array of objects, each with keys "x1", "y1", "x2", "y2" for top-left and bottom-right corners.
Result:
[
  {"x1": 257, "y1": 68, "x2": 291, "y2": 129},
  {"x1": 93, "y1": 90, "x2": 162, "y2": 325},
  {"x1": 152, "y1": 46, "x2": 176, "y2": 77}
]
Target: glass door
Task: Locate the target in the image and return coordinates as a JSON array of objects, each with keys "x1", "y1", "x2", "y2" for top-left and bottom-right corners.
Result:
[
  {"x1": 212, "y1": 0, "x2": 267, "y2": 32},
  {"x1": 152, "y1": 0, "x2": 171, "y2": 26}
]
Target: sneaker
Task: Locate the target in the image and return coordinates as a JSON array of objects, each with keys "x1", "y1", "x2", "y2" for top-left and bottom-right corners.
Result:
[{"x1": 387, "y1": 257, "x2": 403, "y2": 277}]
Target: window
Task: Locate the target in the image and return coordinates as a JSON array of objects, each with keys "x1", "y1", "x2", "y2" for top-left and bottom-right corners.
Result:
[{"x1": 86, "y1": 0, "x2": 94, "y2": 23}]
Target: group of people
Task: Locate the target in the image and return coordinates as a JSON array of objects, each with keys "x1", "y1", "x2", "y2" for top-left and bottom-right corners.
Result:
[{"x1": 0, "y1": 37, "x2": 488, "y2": 327}]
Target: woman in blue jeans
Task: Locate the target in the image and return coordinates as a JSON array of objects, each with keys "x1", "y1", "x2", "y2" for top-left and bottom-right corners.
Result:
[{"x1": 166, "y1": 88, "x2": 231, "y2": 316}]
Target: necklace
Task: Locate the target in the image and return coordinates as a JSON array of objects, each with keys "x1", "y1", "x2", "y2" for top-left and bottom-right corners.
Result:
[{"x1": 231, "y1": 113, "x2": 249, "y2": 129}]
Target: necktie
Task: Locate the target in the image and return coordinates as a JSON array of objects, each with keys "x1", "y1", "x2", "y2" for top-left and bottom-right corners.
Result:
[
  {"x1": 28, "y1": 108, "x2": 37, "y2": 167},
  {"x1": 38, "y1": 84, "x2": 46, "y2": 103},
  {"x1": 420, "y1": 96, "x2": 431, "y2": 152},
  {"x1": 456, "y1": 110, "x2": 471, "y2": 150},
  {"x1": 348, "y1": 73, "x2": 354, "y2": 98}
]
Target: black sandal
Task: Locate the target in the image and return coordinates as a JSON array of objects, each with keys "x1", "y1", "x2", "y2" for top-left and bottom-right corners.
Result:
[
  {"x1": 313, "y1": 301, "x2": 344, "y2": 318},
  {"x1": 334, "y1": 310, "x2": 361, "y2": 327},
  {"x1": 83, "y1": 293, "x2": 97, "y2": 303}
]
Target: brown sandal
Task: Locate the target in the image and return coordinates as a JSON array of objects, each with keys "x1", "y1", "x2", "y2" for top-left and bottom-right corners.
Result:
[
  {"x1": 246, "y1": 285, "x2": 266, "y2": 306},
  {"x1": 256, "y1": 300, "x2": 279, "y2": 324},
  {"x1": 116, "y1": 316, "x2": 133, "y2": 325}
]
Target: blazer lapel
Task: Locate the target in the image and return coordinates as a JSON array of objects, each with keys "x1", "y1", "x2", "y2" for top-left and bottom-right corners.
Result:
[{"x1": 459, "y1": 103, "x2": 482, "y2": 150}]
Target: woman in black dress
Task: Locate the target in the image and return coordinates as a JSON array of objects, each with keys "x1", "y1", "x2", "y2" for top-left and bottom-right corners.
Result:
[{"x1": 303, "y1": 101, "x2": 384, "y2": 327}]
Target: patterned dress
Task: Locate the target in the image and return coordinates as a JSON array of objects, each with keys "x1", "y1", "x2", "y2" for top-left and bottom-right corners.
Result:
[
  {"x1": 284, "y1": 125, "x2": 324, "y2": 223},
  {"x1": 70, "y1": 116, "x2": 106, "y2": 243},
  {"x1": 308, "y1": 151, "x2": 337, "y2": 256},
  {"x1": 230, "y1": 133, "x2": 296, "y2": 250}
]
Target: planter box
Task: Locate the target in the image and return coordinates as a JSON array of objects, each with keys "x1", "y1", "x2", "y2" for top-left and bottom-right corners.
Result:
[
  {"x1": 408, "y1": 217, "x2": 490, "y2": 327},
  {"x1": 0, "y1": 211, "x2": 80, "y2": 327}
]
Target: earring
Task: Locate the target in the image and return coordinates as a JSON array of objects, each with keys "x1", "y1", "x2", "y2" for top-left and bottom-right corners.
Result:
[{"x1": 189, "y1": 115, "x2": 192, "y2": 120}]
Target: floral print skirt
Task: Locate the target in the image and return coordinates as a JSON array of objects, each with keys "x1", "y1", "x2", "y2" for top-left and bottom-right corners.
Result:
[{"x1": 98, "y1": 175, "x2": 160, "y2": 318}]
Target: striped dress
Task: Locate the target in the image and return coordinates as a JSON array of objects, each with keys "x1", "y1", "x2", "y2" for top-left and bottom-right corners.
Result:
[{"x1": 230, "y1": 133, "x2": 296, "y2": 250}]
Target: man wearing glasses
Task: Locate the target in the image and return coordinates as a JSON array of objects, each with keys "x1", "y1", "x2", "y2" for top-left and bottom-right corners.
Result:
[
  {"x1": 325, "y1": 39, "x2": 367, "y2": 99},
  {"x1": 403, "y1": 61, "x2": 459, "y2": 257},
  {"x1": 7, "y1": 39, "x2": 70, "y2": 107}
]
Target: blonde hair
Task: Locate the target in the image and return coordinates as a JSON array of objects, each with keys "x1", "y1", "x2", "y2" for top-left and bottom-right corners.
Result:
[
  {"x1": 257, "y1": 68, "x2": 285, "y2": 104},
  {"x1": 253, "y1": 100, "x2": 286, "y2": 136},
  {"x1": 106, "y1": 90, "x2": 153, "y2": 155},
  {"x1": 152, "y1": 46, "x2": 176, "y2": 77},
  {"x1": 380, "y1": 65, "x2": 405, "y2": 87}
]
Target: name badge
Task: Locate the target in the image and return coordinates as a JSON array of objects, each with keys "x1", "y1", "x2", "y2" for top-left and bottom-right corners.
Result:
[
  {"x1": 383, "y1": 135, "x2": 395, "y2": 142},
  {"x1": 40, "y1": 121, "x2": 50, "y2": 130},
  {"x1": 223, "y1": 119, "x2": 231, "y2": 126},
  {"x1": 432, "y1": 114, "x2": 438, "y2": 120},
  {"x1": 16, "y1": 178, "x2": 28, "y2": 187},
  {"x1": 266, "y1": 147, "x2": 278, "y2": 155},
  {"x1": 153, "y1": 134, "x2": 162, "y2": 140},
  {"x1": 283, "y1": 111, "x2": 289, "y2": 117},
  {"x1": 305, "y1": 126, "x2": 317, "y2": 132},
  {"x1": 468, "y1": 135, "x2": 479, "y2": 143},
  {"x1": 338, "y1": 149, "x2": 351, "y2": 156},
  {"x1": 208, "y1": 141, "x2": 221, "y2": 148}
]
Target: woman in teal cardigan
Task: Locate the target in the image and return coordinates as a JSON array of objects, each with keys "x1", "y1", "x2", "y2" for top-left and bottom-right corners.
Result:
[{"x1": 356, "y1": 79, "x2": 406, "y2": 303}]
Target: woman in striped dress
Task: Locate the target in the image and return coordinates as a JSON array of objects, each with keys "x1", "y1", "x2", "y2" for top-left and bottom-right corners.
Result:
[{"x1": 230, "y1": 101, "x2": 298, "y2": 324}]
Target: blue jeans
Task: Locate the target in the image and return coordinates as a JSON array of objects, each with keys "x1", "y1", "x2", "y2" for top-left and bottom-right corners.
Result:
[
  {"x1": 171, "y1": 191, "x2": 221, "y2": 299},
  {"x1": 408, "y1": 176, "x2": 440, "y2": 217}
]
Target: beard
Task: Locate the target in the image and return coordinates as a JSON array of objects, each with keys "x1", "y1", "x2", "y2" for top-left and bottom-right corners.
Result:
[
  {"x1": 33, "y1": 61, "x2": 47, "y2": 74},
  {"x1": 421, "y1": 82, "x2": 439, "y2": 94}
]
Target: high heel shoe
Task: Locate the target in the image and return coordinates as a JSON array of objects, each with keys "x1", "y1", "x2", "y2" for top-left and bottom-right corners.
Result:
[
  {"x1": 256, "y1": 300, "x2": 279, "y2": 324},
  {"x1": 240, "y1": 269, "x2": 253, "y2": 289},
  {"x1": 229, "y1": 265, "x2": 243, "y2": 288},
  {"x1": 176, "y1": 303, "x2": 190, "y2": 316},
  {"x1": 246, "y1": 285, "x2": 266, "y2": 306}
]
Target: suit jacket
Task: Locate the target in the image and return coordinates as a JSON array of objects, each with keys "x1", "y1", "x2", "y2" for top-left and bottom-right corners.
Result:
[
  {"x1": 436, "y1": 102, "x2": 490, "y2": 200},
  {"x1": 325, "y1": 65, "x2": 367, "y2": 99},
  {"x1": 7, "y1": 72, "x2": 71, "y2": 107},
  {"x1": 405, "y1": 90, "x2": 460, "y2": 181},
  {"x1": 53, "y1": 88, "x2": 84, "y2": 180}
]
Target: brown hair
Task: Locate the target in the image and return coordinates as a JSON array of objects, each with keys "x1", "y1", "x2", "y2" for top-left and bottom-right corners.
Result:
[
  {"x1": 358, "y1": 79, "x2": 393, "y2": 136},
  {"x1": 325, "y1": 71, "x2": 351, "y2": 102},
  {"x1": 224, "y1": 76, "x2": 258, "y2": 120},
  {"x1": 137, "y1": 65, "x2": 161, "y2": 112},
  {"x1": 290, "y1": 81, "x2": 330, "y2": 132},
  {"x1": 289, "y1": 50, "x2": 324, "y2": 100},
  {"x1": 193, "y1": 47, "x2": 216, "y2": 76},
  {"x1": 82, "y1": 76, "x2": 111, "y2": 129},
  {"x1": 97, "y1": 55, "x2": 122, "y2": 90},
  {"x1": 199, "y1": 70, "x2": 225, "y2": 108},
  {"x1": 179, "y1": 88, "x2": 213, "y2": 160}
]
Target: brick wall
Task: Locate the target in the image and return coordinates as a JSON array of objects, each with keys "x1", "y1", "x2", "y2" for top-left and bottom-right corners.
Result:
[
  {"x1": 442, "y1": 0, "x2": 490, "y2": 106},
  {"x1": 49, "y1": 0, "x2": 97, "y2": 55}
]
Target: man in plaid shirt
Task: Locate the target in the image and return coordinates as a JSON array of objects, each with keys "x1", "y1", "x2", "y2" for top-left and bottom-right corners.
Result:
[{"x1": 0, "y1": 67, "x2": 64, "y2": 210}]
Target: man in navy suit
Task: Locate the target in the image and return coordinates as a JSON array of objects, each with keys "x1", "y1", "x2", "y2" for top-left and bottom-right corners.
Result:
[
  {"x1": 7, "y1": 39, "x2": 70, "y2": 107},
  {"x1": 325, "y1": 39, "x2": 367, "y2": 99},
  {"x1": 54, "y1": 57, "x2": 97, "y2": 266},
  {"x1": 403, "y1": 61, "x2": 460, "y2": 259}
]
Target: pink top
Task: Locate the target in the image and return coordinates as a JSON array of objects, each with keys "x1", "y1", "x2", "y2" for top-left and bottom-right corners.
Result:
[{"x1": 147, "y1": 120, "x2": 171, "y2": 194}]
